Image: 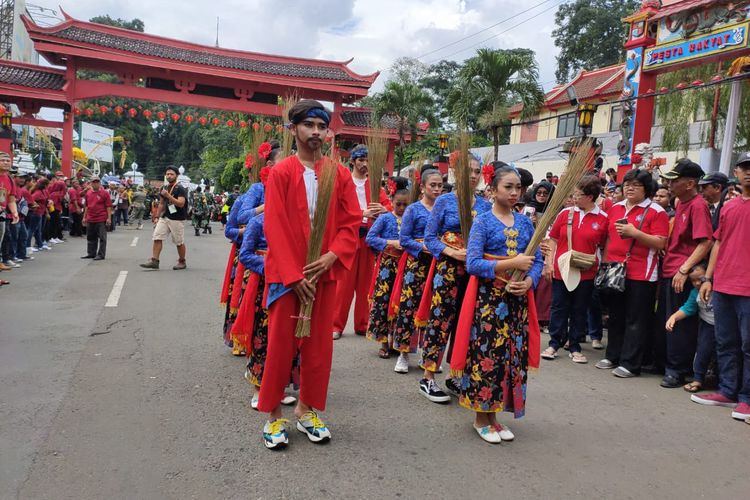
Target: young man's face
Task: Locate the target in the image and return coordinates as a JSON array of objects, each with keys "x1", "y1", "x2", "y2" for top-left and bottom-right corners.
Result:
[
  {"x1": 736, "y1": 165, "x2": 750, "y2": 188},
  {"x1": 165, "y1": 171, "x2": 177, "y2": 184},
  {"x1": 352, "y1": 157, "x2": 368, "y2": 176},
  {"x1": 292, "y1": 118, "x2": 328, "y2": 153},
  {"x1": 0, "y1": 156, "x2": 11, "y2": 172}
]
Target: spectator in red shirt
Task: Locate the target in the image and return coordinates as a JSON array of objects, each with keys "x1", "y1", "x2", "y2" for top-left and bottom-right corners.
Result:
[
  {"x1": 0, "y1": 152, "x2": 20, "y2": 272},
  {"x1": 27, "y1": 177, "x2": 49, "y2": 251},
  {"x1": 658, "y1": 159, "x2": 713, "y2": 388},
  {"x1": 12, "y1": 172, "x2": 32, "y2": 262},
  {"x1": 47, "y1": 171, "x2": 67, "y2": 243},
  {"x1": 68, "y1": 179, "x2": 83, "y2": 237},
  {"x1": 542, "y1": 175, "x2": 609, "y2": 364},
  {"x1": 82, "y1": 176, "x2": 112, "y2": 260},
  {"x1": 696, "y1": 153, "x2": 750, "y2": 421},
  {"x1": 595, "y1": 169, "x2": 669, "y2": 377}
]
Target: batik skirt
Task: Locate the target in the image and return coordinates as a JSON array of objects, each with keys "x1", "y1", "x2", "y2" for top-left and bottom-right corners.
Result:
[
  {"x1": 393, "y1": 252, "x2": 432, "y2": 353},
  {"x1": 245, "y1": 274, "x2": 269, "y2": 387},
  {"x1": 458, "y1": 278, "x2": 529, "y2": 418},
  {"x1": 222, "y1": 248, "x2": 240, "y2": 347},
  {"x1": 366, "y1": 251, "x2": 402, "y2": 343},
  {"x1": 420, "y1": 256, "x2": 469, "y2": 372}
]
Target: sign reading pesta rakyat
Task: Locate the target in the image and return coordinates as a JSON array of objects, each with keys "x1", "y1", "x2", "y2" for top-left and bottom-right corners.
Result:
[{"x1": 645, "y1": 23, "x2": 749, "y2": 69}]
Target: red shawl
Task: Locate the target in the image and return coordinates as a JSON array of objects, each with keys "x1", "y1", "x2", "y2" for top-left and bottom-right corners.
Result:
[
  {"x1": 387, "y1": 252, "x2": 410, "y2": 320},
  {"x1": 229, "y1": 263, "x2": 246, "y2": 314},
  {"x1": 414, "y1": 258, "x2": 437, "y2": 327},
  {"x1": 219, "y1": 244, "x2": 238, "y2": 306},
  {"x1": 231, "y1": 271, "x2": 262, "y2": 357}
]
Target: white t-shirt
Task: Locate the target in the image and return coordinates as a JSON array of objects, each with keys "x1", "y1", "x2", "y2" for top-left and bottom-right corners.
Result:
[
  {"x1": 353, "y1": 177, "x2": 367, "y2": 210},
  {"x1": 303, "y1": 166, "x2": 318, "y2": 224}
]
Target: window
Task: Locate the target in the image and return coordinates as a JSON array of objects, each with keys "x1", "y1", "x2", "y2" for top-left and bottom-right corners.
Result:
[
  {"x1": 556, "y1": 112, "x2": 579, "y2": 138},
  {"x1": 609, "y1": 105, "x2": 622, "y2": 132}
]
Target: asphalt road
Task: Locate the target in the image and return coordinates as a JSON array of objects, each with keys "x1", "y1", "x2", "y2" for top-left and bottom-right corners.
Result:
[{"x1": 1, "y1": 225, "x2": 748, "y2": 500}]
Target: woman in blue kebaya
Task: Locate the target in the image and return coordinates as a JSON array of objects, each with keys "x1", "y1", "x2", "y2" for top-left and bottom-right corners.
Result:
[
  {"x1": 392, "y1": 168, "x2": 443, "y2": 373},
  {"x1": 418, "y1": 155, "x2": 492, "y2": 403},
  {"x1": 365, "y1": 189, "x2": 410, "y2": 358},
  {"x1": 451, "y1": 166, "x2": 543, "y2": 444}
]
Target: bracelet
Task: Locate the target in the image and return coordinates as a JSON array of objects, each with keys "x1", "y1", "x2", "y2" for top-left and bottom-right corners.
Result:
[{"x1": 678, "y1": 268, "x2": 688, "y2": 276}]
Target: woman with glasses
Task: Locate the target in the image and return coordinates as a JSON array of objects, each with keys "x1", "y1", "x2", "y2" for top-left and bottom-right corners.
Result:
[{"x1": 596, "y1": 169, "x2": 669, "y2": 378}]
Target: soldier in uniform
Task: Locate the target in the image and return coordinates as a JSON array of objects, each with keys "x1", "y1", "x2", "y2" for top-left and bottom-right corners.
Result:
[{"x1": 191, "y1": 186, "x2": 208, "y2": 236}]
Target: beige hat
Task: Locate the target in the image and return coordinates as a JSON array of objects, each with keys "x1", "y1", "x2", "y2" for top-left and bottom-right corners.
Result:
[{"x1": 557, "y1": 251, "x2": 581, "y2": 292}]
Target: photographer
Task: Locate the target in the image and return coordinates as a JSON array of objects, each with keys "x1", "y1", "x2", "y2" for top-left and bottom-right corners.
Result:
[{"x1": 140, "y1": 166, "x2": 188, "y2": 270}]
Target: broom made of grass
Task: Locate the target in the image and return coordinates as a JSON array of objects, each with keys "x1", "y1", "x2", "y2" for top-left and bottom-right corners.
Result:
[
  {"x1": 366, "y1": 122, "x2": 388, "y2": 202},
  {"x1": 280, "y1": 94, "x2": 299, "y2": 159},
  {"x1": 453, "y1": 132, "x2": 474, "y2": 242},
  {"x1": 508, "y1": 137, "x2": 597, "y2": 283},
  {"x1": 293, "y1": 151, "x2": 339, "y2": 338},
  {"x1": 248, "y1": 124, "x2": 267, "y2": 185}
]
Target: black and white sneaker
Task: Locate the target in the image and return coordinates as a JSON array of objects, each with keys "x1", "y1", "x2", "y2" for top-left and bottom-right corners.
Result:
[
  {"x1": 419, "y1": 378, "x2": 451, "y2": 404},
  {"x1": 443, "y1": 377, "x2": 461, "y2": 397}
]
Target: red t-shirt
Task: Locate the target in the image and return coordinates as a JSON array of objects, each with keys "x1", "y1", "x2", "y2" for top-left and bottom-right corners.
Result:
[
  {"x1": 549, "y1": 206, "x2": 609, "y2": 281},
  {"x1": 68, "y1": 187, "x2": 81, "y2": 214},
  {"x1": 662, "y1": 194, "x2": 713, "y2": 278},
  {"x1": 84, "y1": 189, "x2": 112, "y2": 223},
  {"x1": 30, "y1": 189, "x2": 49, "y2": 216},
  {"x1": 605, "y1": 200, "x2": 669, "y2": 282},
  {"x1": 713, "y1": 197, "x2": 750, "y2": 297},
  {"x1": 48, "y1": 180, "x2": 67, "y2": 210},
  {"x1": 0, "y1": 173, "x2": 17, "y2": 211},
  {"x1": 16, "y1": 186, "x2": 30, "y2": 219}
]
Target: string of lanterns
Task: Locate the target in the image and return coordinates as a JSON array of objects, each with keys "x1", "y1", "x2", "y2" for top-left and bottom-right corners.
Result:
[{"x1": 72, "y1": 102, "x2": 285, "y2": 132}]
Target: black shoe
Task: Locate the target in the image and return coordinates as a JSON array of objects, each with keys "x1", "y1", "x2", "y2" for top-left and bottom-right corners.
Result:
[
  {"x1": 443, "y1": 377, "x2": 461, "y2": 397},
  {"x1": 93, "y1": 255, "x2": 104, "y2": 261},
  {"x1": 81, "y1": 255, "x2": 95, "y2": 259},
  {"x1": 207, "y1": 227, "x2": 212, "y2": 234},
  {"x1": 419, "y1": 378, "x2": 451, "y2": 404},
  {"x1": 355, "y1": 330, "x2": 366, "y2": 337},
  {"x1": 195, "y1": 231, "x2": 200, "y2": 236},
  {"x1": 642, "y1": 364, "x2": 665, "y2": 375},
  {"x1": 660, "y1": 374, "x2": 684, "y2": 388}
]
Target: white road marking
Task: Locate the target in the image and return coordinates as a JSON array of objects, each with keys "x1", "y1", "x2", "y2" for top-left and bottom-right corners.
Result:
[
  {"x1": 130, "y1": 237, "x2": 139, "y2": 247},
  {"x1": 105, "y1": 271, "x2": 129, "y2": 308}
]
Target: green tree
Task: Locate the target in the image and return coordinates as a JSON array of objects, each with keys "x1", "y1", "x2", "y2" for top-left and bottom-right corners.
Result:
[
  {"x1": 419, "y1": 60, "x2": 461, "y2": 127},
  {"x1": 219, "y1": 157, "x2": 246, "y2": 191},
  {"x1": 372, "y1": 80, "x2": 436, "y2": 173},
  {"x1": 89, "y1": 15, "x2": 145, "y2": 32},
  {"x1": 450, "y1": 48, "x2": 545, "y2": 161},
  {"x1": 553, "y1": 0, "x2": 639, "y2": 83}
]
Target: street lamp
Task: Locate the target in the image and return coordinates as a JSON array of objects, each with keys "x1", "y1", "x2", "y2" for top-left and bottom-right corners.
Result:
[
  {"x1": 438, "y1": 133, "x2": 449, "y2": 153},
  {"x1": 577, "y1": 103, "x2": 598, "y2": 137}
]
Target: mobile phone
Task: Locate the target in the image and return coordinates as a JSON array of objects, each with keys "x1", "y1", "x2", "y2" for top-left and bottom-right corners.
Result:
[
  {"x1": 523, "y1": 206, "x2": 536, "y2": 217},
  {"x1": 616, "y1": 218, "x2": 628, "y2": 225}
]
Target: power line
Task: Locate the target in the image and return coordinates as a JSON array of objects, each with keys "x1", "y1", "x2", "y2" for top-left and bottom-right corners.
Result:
[
  {"x1": 427, "y1": 0, "x2": 566, "y2": 64},
  {"x1": 415, "y1": 0, "x2": 555, "y2": 60}
]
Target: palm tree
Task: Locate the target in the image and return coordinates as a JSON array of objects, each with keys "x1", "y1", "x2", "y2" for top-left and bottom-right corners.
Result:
[
  {"x1": 450, "y1": 48, "x2": 545, "y2": 161},
  {"x1": 373, "y1": 80, "x2": 436, "y2": 172}
]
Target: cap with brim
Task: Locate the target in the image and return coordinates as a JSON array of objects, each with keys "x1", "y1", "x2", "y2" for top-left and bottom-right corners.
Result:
[
  {"x1": 558, "y1": 251, "x2": 581, "y2": 292},
  {"x1": 661, "y1": 159, "x2": 704, "y2": 180},
  {"x1": 90, "y1": 176, "x2": 100, "y2": 181},
  {"x1": 698, "y1": 172, "x2": 729, "y2": 186},
  {"x1": 736, "y1": 152, "x2": 750, "y2": 166}
]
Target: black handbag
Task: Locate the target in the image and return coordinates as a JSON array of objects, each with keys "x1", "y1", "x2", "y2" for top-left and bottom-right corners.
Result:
[{"x1": 595, "y1": 203, "x2": 652, "y2": 293}]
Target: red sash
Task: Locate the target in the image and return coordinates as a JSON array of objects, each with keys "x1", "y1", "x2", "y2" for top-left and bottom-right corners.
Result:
[
  {"x1": 414, "y1": 257, "x2": 437, "y2": 327},
  {"x1": 387, "y1": 252, "x2": 410, "y2": 320},
  {"x1": 220, "y1": 244, "x2": 238, "y2": 305},
  {"x1": 449, "y1": 256, "x2": 541, "y2": 377},
  {"x1": 229, "y1": 262, "x2": 246, "y2": 314},
  {"x1": 231, "y1": 271, "x2": 262, "y2": 357}
]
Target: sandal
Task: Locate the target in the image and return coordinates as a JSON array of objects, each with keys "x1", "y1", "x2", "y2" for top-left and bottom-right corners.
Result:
[
  {"x1": 541, "y1": 347, "x2": 558, "y2": 360},
  {"x1": 683, "y1": 381, "x2": 702, "y2": 393},
  {"x1": 570, "y1": 352, "x2": 588, "y2": 364},
  {"x1": 378, "y1": 347, "x2": 391, "y2": 359}
]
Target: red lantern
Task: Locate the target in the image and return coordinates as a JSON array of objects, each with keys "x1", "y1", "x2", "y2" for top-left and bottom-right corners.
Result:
[
  {"x1": 184, "y1": 115, "x2": 194, "y2": 124},
  {"x1": 711, "y1": 74, "x2": 723, "y2": 82},
  {"x1": 157, "y1": 111, "x2": 166, "y2": 121},
  {"x1": 73, "y1": 107, "x2": 81, "y2": 116},
  {"x1": 99, "y1": 105, "x2": 108, "y2": 114},
  {"x1": 276, "y1": 124, "x2": 284, "y2": 133},
  {"x1": 85, "y1": 108, "x2": 94, "y2": 117},
  {"x1": 263, "y1": 123, "x2": 272, "y2": 133},
  {"x1": 171, "y1": 112, "x2": 180, "y2": 123},
  {"x1": 239, "y1": 120, "x2": 247, "y2": 128},
  {"x1": 212, "y1": 118, "x2": 220, "y2": 126},
  {"x1": 676, "y1": 82, "x2": 688, "y2": 90},
  {"x1": 226, "y1": 119, "x2": 235, "y2": 128},
  {"x1": 0, "y1": 104, "x2": 6, "y2": 114},
  {"x1": 128, "y1": 108, "x2": 138, "y2": 118},
  {"x1": 114, "y1": 105, "x2": 124, "y2": 115},
  {"x1": 691, "y1": 80, "x2": 704, "y2": 86},
  {"x1": 199, "y1": 116, "x2": 208, "y2": 126},
  {"x1": 143, "y1": 109, "x2": 152, "y2": 119},
  {"x1": 659, "y1": 86, "x2": 669, "y2": 93},
  {"x1": 252, "y1": 122, "x2": 260, "y2": 131}
]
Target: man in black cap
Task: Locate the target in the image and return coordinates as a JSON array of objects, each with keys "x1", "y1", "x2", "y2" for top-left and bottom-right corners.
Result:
[
  {"x1": 698, "y1": 172, "x2": 729, "y2": 230},
  {"x1": 656, "y1": 159, "x2": 713, "y2": 388}
]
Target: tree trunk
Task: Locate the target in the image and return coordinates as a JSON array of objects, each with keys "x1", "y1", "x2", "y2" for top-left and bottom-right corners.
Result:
[{"x1": 493, "y1": 126, "x2": 500, "y2": 161}]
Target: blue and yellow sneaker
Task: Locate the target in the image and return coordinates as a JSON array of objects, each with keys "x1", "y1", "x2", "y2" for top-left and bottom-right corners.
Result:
[
  {"x1": 296, "y1": 411, "x2": 331, "y2": 443},
  {"x1": 263, "y1": 419, "x2": 289, "y2": 450}
]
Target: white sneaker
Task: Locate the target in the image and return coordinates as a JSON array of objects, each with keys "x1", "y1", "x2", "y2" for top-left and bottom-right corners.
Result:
[
  {"x1": 281, "y1": 394, "x2": 297, "y2": 405},
  {"x1": 332, "y1": 331, "x2": 342, "y2": 340},
  {"x1": 8, "y1": 261, "x2": 21, "y2": 268},
  {"x1": 42, "y1": 245, "x2": 51, "y2": 250},
  {"x1": 474, "y1": 424, "x2": 502, "y2": 444},
  {"x1": 296, "y1": 411, "x2": 331, "y2": 443},
  {"x1": 50, "y1": 238, "x2": 60, "y2": 244},
  {"x1": 394, "y1": 353, "x2": 409, "y2": 373},
  {"x1": 31, "y1": 247, "x2": 40, "y2": 253},
  {"x1": 251, "y1": 393, "x2": 259, "y2": 410}
]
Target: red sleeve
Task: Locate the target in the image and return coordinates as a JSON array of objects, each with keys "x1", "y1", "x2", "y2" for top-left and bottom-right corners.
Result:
[
  {"x1": 329, "y1": 165, "x2": 363, "y2": 272},
  {"x1": 599, "y1": 214, "x2": 609, "y2": 247},
  {"x1": 690, "y1": 202, "x2": 713, "y2": 241},
  {"x1": 264, "y1": 165, "x2": 305, "y2": 287},
  {"x1": 650, "y1": 210, "x2": 669, "y2": 238},
  {"x1": 104, "y1": 191, "x2": 113, "y2": 208},
  {"x1": 548, "y1": 210, "x2": 566, "y2": 241},
  {"x1": 379, "y1": 186, "x2": 393, "y2": 211}
]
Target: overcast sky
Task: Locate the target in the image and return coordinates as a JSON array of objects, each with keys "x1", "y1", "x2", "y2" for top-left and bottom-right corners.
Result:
[{"x1": 27, "y1": 0, "x2": 563, "y2": 91}]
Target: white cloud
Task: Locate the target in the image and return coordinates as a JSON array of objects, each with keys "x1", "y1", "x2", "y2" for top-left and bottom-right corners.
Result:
[{"x1": 28, "y1": 0, "x2": 562, "y2": 91}]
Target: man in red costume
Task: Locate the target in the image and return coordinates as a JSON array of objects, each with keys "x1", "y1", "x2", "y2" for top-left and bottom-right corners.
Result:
[
  {"x1": 331, "y1": 145, "x2": 392, "y2": 340},
  {"x1": 258, "y1": 100, "x2": 360, "y2": 450}
]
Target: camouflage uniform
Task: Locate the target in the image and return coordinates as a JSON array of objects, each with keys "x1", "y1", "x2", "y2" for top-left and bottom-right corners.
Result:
[{"x1": 191, "y1": 190, "x2": 208, "y2": 236}]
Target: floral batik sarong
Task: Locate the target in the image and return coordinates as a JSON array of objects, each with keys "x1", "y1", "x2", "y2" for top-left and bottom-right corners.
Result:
[
  {"x1": 393, "y1": 252, "x2": 432, "y2": 353},
  {"x1": 366, "y1": 250, "x2": 402, "y2": 343}
]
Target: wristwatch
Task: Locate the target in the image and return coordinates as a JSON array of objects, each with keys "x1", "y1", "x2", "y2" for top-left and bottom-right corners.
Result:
[{"x1": 699, "y1": 276, "x2": 713, "y2": 284}]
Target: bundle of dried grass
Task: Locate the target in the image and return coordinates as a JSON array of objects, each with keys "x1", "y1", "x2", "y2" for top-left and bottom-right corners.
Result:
[
  {"x1": 365, "y1": 123, "x2": 388, "y2": 202},
  {"x1": 247, "y1": 124, "x2": 267, "y2": 185},
  {"x1": 452, "y1": 132, "x2": 474, "y2": 243},
  {"x1": 509, "y1": 137, "x2": 598, "y2": 281},
  {"x1": 280, "y1": 94, "x2": 299, "y2": 159},
  {"x1": 409, "y1": 159, "x2": 425, "y2": 204},
  {"x1": 294, "y1": 151, "x2": 339, "y2": 338}
]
